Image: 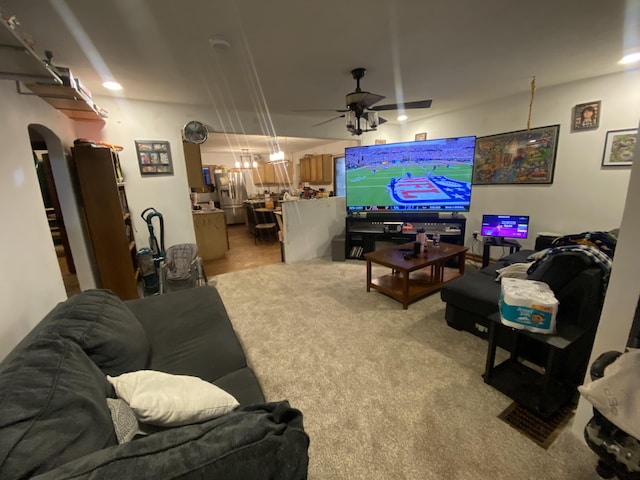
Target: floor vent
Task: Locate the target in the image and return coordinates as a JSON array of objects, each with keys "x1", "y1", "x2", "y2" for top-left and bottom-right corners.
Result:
[{"x1": 498, "y1": 402, "x2": 574, "y2": 449}]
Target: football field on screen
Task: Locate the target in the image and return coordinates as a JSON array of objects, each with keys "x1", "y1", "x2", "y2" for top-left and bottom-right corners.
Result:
[{"x1": 346, "y1": 163, "x2": 473, "y2": 207}]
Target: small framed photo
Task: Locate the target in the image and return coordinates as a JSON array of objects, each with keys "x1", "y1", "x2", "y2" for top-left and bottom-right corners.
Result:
[
  {"x1": 415, "y1": 132, "x2": 427, "y2": 141},
  {"x1": 573, "y1": 100, "x2": 601, "y2": 131},
  {"x1": 135, "y1": 140, "x2": 173, "y2": 176},
  {"x1": 602, "y1": 128, "x2": 637, "y2": 167}
]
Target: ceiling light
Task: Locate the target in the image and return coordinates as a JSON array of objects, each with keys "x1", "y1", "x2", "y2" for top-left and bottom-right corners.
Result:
[
  {"x1": 619, "y1": 52, "x2": 640, "y2": 64},
  {"x1": 269, "y1": 151, "x2": 285, "y2": 162},
  {"x1": 234, "y1": 160, "x2": 241, "y2": 168},
  {"x1": 102, "y1": 81, "x2": 122, "y2": 91},
  {"x1": 397, "y1": 114, "x2": 408, "y2": 122},
  {"x1": 210, "y1": 36, "x2": 231, "y2": 50},
  {"x1": 252, "y1": 161, "x2": 258, "y2": 168}
]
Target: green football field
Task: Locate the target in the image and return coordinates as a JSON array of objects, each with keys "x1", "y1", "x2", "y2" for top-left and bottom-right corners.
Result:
[{"x1": 345, "y1": 163, "x2": 473, "y2": 207}]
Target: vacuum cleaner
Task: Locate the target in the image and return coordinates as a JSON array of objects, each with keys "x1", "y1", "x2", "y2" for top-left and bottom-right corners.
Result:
[{"x1": 137, "y1": 207, "x2": 165, "y2": 295}]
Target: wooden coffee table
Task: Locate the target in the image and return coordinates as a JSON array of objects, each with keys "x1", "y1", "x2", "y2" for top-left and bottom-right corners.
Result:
[{"x1": 364, "y1": 242, "x2": 468, "y2": 309}]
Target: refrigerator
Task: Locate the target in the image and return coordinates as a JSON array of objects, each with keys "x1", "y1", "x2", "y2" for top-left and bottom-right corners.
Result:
[{"x1": 214, "y1": 172, "x2": 248, "y2": 224}]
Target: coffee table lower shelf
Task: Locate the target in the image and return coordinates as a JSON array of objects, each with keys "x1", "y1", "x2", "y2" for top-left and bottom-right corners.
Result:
[{"x1": 370, "y1": 271, "x2": 441, "y2": 307}]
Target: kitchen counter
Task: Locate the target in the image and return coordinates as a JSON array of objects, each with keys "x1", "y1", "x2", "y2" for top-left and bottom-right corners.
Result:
[{"x1": 192, "y1": 208, "x2": 228, "y2": 260}]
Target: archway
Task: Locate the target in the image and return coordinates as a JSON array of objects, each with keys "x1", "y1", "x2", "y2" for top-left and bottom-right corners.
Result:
[{"x1": 27, "y1": 124, "x2": 95, "y2": 296}]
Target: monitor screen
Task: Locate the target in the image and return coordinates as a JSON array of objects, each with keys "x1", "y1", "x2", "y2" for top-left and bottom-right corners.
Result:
[
  {"x1": 344, "y1": 136, "x2": 476, "y2": 213},
  {"x1": 481, "y1": 215, "x2": 530, "y2": 239}
]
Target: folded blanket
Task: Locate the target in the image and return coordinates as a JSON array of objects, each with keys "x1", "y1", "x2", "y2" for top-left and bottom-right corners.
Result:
[{"x1": 495, "y1": 261, "x2": 534, "y2": 282}]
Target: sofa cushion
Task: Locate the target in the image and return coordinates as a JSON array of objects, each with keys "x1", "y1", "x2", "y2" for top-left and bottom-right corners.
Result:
[
  {"x1": 125, "y1": 286, "x2": 248, "y2": 383},
  {"x1": 0, "y1": 338, "x2": 116, "y2": 479},
  {"x1": 39, "y1": 289, "x2": 150, "y2": 376},
  {"x1": 440, "y1": 270, "x2": 503, "y2": 317},
  {"x1": 107, "y1": 370, "x2": 239, "y2": 426}
]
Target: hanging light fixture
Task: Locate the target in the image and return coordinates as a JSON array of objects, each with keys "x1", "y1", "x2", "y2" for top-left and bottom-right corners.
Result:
[{"x1": 238, "y1": 149, "x2": 252, "y2": 169}]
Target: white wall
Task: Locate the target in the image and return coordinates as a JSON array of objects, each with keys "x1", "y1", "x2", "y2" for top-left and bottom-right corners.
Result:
[
  {"x1": 396, "y1": 71, "x2": 640, "y2": 250},
  {"x1": 0, "y1": 81, "x2": 80, "y2": 355},
  {"x1": 281, "y1": 197, "x2": 346, "y2": 263},
  {"x1": 571, "y1": 116, "x2": 640, "y2": 439}
]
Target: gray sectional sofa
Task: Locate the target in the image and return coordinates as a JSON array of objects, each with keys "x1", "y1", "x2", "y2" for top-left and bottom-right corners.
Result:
[{"x1": 0, "y1": 286, "x2": 309, "y2": 479}]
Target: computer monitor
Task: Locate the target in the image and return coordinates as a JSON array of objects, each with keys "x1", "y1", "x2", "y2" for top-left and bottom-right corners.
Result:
[{"x1": 481, "y1": 214, "x2": 530, "y2": 240}]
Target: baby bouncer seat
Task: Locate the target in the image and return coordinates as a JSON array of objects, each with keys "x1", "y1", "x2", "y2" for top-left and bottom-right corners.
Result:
[{"x1": 159, "y1": 243, "x2": 207, "y2": 294}]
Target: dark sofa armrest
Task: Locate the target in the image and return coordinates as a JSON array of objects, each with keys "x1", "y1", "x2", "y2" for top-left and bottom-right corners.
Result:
[
  {"x1": 32, "y1": 402, "x2": 309, "y2": 480},
  {"x1": 589, "y1": 351, "x2": 623, "y2": 381}
]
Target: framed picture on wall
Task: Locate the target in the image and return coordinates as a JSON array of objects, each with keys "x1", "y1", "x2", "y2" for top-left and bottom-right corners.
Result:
[
  {"x1": 602, "y1": 128, "x2": 637, "y2": 167},
  {"x1": 472, "y1": 124, "x2": 560, "y2": 185},
  {"x1": 573, "y1": 100, "x2": 601, "y2": 131},
  {"x1": 414, "y1": 132, "x2": 427, "y2": 141},
  {"x1": 135, "y1": 140, "x2": 174, "y2": 176}
]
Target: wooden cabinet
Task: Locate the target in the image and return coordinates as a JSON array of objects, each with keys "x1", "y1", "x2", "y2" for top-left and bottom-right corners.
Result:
[
  {"x1": 192, "y1": 210, "x2": 228, "y2": 260},
  {"x1": 183, "y1": 142, "x2": 206, "y2": 189},
  {"x1": 72, "y1": 146, "x2": 139, "y2": 300},
  {"x1": 299, "y1": 154, "x2": 333, "y2": 184},
  {"x1": 253, "y1": 162, "x2": 294, "y2": 185}
]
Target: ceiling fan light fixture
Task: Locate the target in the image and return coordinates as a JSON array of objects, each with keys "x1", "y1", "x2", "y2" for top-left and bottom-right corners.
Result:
[
  {"x1": 346, "y1": 111, "x2": 356, "y2": 130},
  {"x1": 367, "y1": 111, "x2": 379, "y2": 128}
]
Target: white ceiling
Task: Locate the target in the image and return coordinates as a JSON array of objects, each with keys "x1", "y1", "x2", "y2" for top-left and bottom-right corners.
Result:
[{"x1": 1, "y1": 0, "x2": 637, "y2": 149}]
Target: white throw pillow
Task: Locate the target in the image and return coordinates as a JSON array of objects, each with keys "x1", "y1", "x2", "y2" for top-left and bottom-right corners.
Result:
[{"x1": 107, "y1": 370, "x2": 239, "y2": 427}]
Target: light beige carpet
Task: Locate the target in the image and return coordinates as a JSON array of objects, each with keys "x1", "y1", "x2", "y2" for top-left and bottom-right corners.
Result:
[{"x1": 211, "y1": 258, "x2": 601, "y2": 480}]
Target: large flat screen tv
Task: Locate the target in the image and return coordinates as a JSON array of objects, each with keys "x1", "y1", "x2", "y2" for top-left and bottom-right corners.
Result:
[
  {"x1": 344, "y1": 136, "x2": 476, "y2": 213},
  {"x1": 481, "y1": 214, "x2": 530, "y2": 239}
]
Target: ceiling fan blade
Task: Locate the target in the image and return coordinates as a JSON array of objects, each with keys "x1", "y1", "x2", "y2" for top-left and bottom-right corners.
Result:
[
  {"x1": 312, "y1": 114, "x2": 345, "y2": 127},
  {"x1": 292, "y1": 109, "x2": 349, "y2": 113},
  {"x1": 370, "y1": 99, "x2": 433, "y2": 111},
  {"x1": 378, "y1": 116, "x2": 387, "y2": 125}
]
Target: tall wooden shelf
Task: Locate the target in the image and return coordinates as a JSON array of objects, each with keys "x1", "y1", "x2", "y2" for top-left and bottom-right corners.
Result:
[{"x1": 72, "y1": 146, "x2": 139, "y2": 300}]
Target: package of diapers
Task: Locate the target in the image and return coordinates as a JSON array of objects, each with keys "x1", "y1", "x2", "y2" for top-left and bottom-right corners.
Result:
[{"x1": 499, "y1": 278, "x2": 559, "y2": 334}]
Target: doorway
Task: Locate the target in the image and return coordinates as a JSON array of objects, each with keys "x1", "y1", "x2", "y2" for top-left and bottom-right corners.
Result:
[{"x1": 29, "y1": 126, "x2": 80, "y2": 297}]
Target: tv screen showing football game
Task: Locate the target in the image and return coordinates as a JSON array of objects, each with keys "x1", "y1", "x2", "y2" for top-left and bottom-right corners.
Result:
[
  {"x1": 344, "y1": 136, "x2": 476, "y2": 212},
  {"x1": 480, "y1": 214, "x2": 530, "y2": 239}
]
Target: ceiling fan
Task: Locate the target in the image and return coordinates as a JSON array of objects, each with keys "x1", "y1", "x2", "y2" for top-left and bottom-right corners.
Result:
[{"x1": 298, "y1": 68, "x2": 432, "y2": 136}]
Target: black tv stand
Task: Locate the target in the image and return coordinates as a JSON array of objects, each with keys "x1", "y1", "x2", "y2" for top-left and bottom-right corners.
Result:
[
  {"x1": 482, "y1": 237, "x2": 521, "y2": 268},
  {"x1": 345, "y1": 213, "x2": 466, "y2": 260}
]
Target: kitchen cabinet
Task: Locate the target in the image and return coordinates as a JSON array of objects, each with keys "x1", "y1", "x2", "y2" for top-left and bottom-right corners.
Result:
[
  {"x1": 183, "y1": 142, "x2": 206, "y2": 189},
  {"x1": 299, "y1": 154, "x2": 333, "y2": 184},
  {"x1": 253, "y1": 162, "x2": 294, "y2": 185},
  {"x1": 192, "y1": 210, "x2": 228, "y2": 260},
  {"x1": 72, "y1": 146, "x2": 139, "y2": 300}
]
